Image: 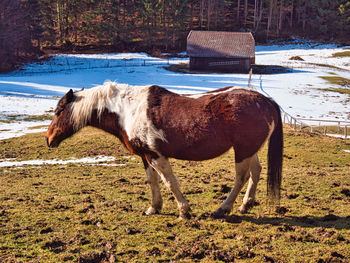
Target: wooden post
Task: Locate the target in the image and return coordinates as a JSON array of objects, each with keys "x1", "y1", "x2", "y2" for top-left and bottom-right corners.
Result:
[
  {"x1": 338, "y1": 122, "x2": 341, "y2": 133},
  {"x1": 324, "y1": 126, "x2": 327, "y2": 135},
  {"x1": 345, "y1": 126, "x2": 348, "y2": 140}
]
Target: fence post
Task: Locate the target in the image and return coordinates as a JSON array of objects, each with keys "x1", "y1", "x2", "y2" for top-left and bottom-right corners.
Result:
[{"x1": 345, "y1": 126, "x2": 348, "y2": 140}]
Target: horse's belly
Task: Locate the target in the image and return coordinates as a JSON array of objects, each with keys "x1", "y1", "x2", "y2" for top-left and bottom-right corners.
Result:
[{"x1": 161, "y1": 140, "x2": 231, "y2": 161}]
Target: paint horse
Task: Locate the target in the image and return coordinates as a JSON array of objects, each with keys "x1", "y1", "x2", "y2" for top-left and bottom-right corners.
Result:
[{"x1": 46, "y1": 82, "x2": 283, "y2": 219}]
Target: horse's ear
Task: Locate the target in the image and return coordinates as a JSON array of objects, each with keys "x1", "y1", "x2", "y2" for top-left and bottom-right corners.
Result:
[
  {"x1": 62, "y1": 89, "x2": 74, "y2": 104},
  {"x1": 66, "y1": 89, "x2": 74, "y2": 103}
]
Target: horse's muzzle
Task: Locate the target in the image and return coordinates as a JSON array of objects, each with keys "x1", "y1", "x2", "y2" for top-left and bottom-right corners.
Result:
[
  {"x1": 45, "y1": 136, "x2": 51, "y2": 147},
  {"x1": 45, "y1": 136, "x2": 58, "y2": 148}
]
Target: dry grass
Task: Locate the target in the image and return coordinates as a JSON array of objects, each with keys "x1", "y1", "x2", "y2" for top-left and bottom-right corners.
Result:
[
  {"x1": 331, "y1": 51, "x2": 350, "y2": 58},
  {"x1": 0, "y1": 126, "x2": 349, "y2": 262},
  {"x1": 319, "y1": 76, "x2": 350, "y2": 88}
]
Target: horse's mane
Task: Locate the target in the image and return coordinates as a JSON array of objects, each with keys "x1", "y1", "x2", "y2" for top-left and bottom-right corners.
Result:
[
  {"x1": 70, "y1": 81, "x2": 167, "y2": 147},
  {"x1": 71, "y1": 81, "x2": 124, "y2": 130}
]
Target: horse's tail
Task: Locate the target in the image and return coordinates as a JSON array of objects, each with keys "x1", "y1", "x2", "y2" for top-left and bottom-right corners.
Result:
[{"x1": 267, "y1": 100, "x2": 283, "y2": 204}]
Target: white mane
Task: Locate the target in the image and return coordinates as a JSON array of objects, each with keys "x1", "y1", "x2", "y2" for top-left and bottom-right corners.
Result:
[
  {"x1": 71, "y1": 81, "x2": 121, "y2": 130},
  {"x1": 70, "y1": 81, "x2": 167, "y2": 149}
]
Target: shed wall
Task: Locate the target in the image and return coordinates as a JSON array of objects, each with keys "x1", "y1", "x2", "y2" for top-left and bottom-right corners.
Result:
[{"x1": 189, "y1": 57, "x2": 253, "y2": 72}]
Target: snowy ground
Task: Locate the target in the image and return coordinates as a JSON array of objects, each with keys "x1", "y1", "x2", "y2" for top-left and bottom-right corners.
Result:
[
  {"x1": 0, "y1": 155, "x2": 121, "y2": 169},
  {"x1": 1, "y1": 39, "x2": 350, "y2": 140}
]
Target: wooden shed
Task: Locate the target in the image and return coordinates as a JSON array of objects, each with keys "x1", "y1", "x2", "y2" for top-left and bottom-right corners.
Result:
[{"x1": 187, "y1": 30, "x2": 255, "y2": 72}]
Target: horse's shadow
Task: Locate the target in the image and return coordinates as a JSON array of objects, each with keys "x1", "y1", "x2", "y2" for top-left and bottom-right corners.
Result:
[
  {"x1": 186, "y1": 211, "x2": 349, "y2": 230},
  {"x1": 221, "y1": 214, "x2": 350, "y2": 230},
  {"x1": 147, "y1": 210, "x2": 350, "y2": 230}
]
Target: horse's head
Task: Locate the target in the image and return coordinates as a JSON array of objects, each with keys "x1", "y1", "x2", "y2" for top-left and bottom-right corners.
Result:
[{"x1": 46, "y1": 89, "x2": 76, "y2": 148}]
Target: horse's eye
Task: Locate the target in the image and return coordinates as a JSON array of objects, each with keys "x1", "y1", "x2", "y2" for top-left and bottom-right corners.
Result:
[{"x1": 56, "y1": 109, "x2": 63, "y2": 116}]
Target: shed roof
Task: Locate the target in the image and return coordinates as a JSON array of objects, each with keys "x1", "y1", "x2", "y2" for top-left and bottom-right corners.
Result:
[{"x1": 187, "y1": 31, "x2": 255, "y2": 58}]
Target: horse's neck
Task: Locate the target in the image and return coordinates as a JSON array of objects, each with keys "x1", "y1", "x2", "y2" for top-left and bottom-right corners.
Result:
[{"x1": 88, "y1": 109, "x2": 123, "y2": 139}]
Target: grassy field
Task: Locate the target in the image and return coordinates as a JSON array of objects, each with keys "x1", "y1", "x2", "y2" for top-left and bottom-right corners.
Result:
[{"x1": 0, "y1": 126, "x2": 349, "y2": 262}]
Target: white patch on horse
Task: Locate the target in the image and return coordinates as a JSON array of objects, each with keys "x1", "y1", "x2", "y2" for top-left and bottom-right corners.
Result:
[
  {"x1": 184, "y1": 86, "x2": 243, "y2": 99},
  {"x1": 110, "y1": 84, "x2": 167, "y2": 148},
  {"x1": 267, "y1": 120, "x2": 275, "y2": 140}
]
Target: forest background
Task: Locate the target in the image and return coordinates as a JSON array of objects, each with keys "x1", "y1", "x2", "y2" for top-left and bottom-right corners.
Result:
[{"x1": 1, "y1": 0, "x2": 350, "y2": 72}]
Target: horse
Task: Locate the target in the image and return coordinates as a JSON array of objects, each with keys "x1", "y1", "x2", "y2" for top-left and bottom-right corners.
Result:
[{"x1": 45, "y1": 82, "x2": 283, "y2": 219}]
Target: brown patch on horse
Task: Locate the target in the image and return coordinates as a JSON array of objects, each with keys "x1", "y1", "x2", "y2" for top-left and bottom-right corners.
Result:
[
  {"x1": 121, "y1": 131, "x2": 135, "y2": 154},
  {"x1": 46, "y1": 90, "x2": 76, "y2": 147},
  {"x1": 147, "y1": 86, "x2": 278, "y2": 162},
  {"x1": 88, "y1": 110, "x2": 137, "y2": 154}
]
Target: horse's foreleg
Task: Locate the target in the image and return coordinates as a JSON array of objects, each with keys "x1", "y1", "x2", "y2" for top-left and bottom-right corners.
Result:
[
  {"x1": 212, "y1": 156, "x2": 252, "y2": 218},
  {"x1": 238, "y1": 154, "x2": 261, "y2": 213},
  {"x1": 142, "y1": 158, "x2": 163, "y2": 215},
  {"x1": 150, "y1": 156, "x2": 190, "y2": 219}
]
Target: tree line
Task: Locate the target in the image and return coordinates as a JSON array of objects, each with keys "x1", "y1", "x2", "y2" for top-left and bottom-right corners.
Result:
[{"x1": 1, "y1": 0, "x2": 350, "y2": 72}]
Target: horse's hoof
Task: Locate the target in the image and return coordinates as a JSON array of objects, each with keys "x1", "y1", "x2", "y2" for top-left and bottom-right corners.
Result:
[
  {"x1": 144, "y1": 207, "x2": 160, "y2": 215},
  {"x1": 211, "y1": 208, "x2": 229, "y2": 219},
  {"x1": 238, "y1": 200, "x2": 255, "y2": 214},
  {"x1": 237, "y1": 205, "x2": 247, "y2": 214},
  {"x1": 178, "y1": 204, "x2": 191, "y2": 220},
  {"x1": 178, "y1": 211, "x2": 191, "y2": 220}
]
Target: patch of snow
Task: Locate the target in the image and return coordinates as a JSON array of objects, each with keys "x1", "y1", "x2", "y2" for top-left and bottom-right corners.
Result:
[
  {"x1": 0, "y1": 120, "x2": 50, "y2": 140},
  {"x1": 325, "y1": 133, "x2": 348, "y2": 139},
  {"x1": 343, "y1": 149, "x2": 350, "y2": 153},
  {"x1": 0, "y1": 95, "x2": 56, "y2": 116},
  {"x1": 0, "y1": 156, "x2": 122, "y2": 168}
]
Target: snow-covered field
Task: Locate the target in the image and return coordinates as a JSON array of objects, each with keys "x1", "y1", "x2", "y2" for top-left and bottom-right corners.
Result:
[{"x1": 1, "y1": 40, "x2": 350, "y2": 140}]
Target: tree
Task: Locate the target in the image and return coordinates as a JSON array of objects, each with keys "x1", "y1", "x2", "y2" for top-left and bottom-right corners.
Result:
[
  {"x1": 0, "y1": 0, "x2": 41, "y2": 72},
  {"x1": 339, "y1": 1, "x2": 350, "y2": 39}
]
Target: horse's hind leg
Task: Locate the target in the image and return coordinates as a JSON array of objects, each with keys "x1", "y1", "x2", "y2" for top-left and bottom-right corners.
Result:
[
  {"x1": 142, "y1": 158, "x2": 163, "y2": 215},
  {"x1": 212, "y1": 156, "x2": 252, "y2": 218},
  {"x1": 238, "y1": 154, "x2": 262, "y2": 214},
  {"x1": 150, "y1": 156, "x2": 190, "y2": 219}
]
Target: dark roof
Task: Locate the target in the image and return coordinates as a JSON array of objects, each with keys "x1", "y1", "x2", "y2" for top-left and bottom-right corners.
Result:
[{"x1": 187, "y1": 31, "x2": 255, "y2": 58}]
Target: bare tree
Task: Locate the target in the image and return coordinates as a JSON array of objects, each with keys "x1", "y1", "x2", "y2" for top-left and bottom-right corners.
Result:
[
  {"x1": 244, "y1": 0, "x2": 248, "y2": 26},
  {"x1": 267, "y1": 0, "x2": 275, "y2": 39},
  {"x1": 236, "y1": 0, "x2": 240, "y2": 24}
]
